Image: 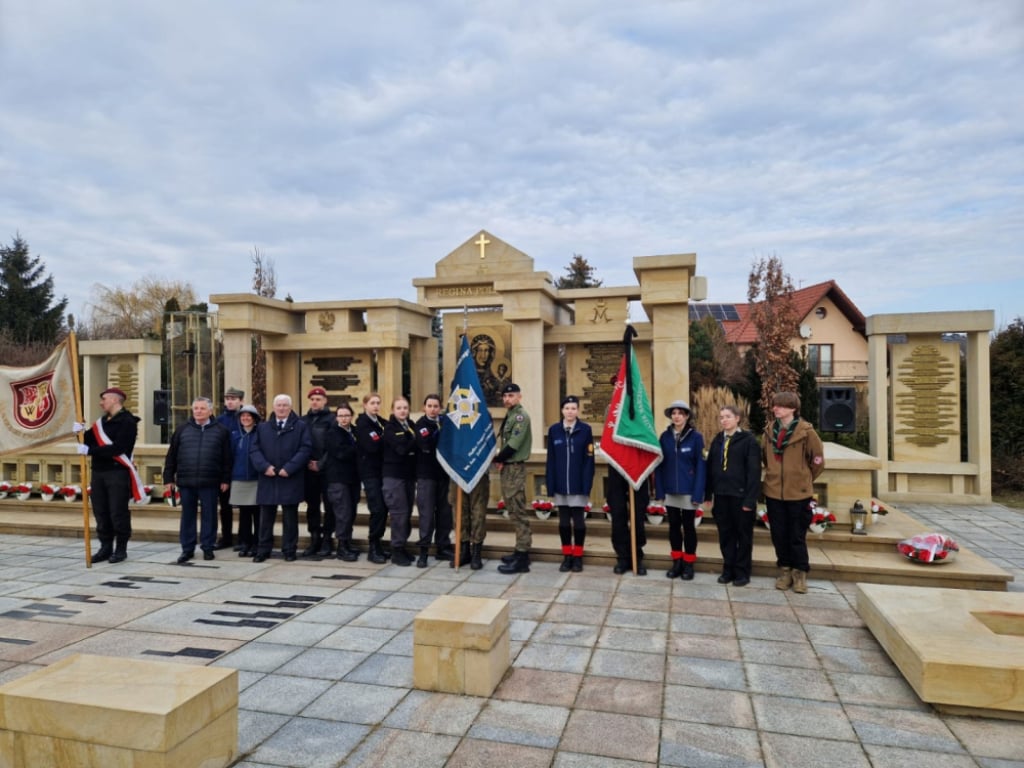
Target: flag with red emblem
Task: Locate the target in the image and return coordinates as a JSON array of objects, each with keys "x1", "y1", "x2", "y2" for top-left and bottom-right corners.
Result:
[{"x1": 0, "y1": 340, "x2": 77, "y2": 456}]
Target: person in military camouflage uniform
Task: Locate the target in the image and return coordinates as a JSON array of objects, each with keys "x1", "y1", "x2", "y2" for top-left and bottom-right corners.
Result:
[
  {"x1": 448, "y1": 471, "x2": 490, "y2": 570},
  {"x1": 495, "y1": 382, "x2": 533, "y2": 574}
]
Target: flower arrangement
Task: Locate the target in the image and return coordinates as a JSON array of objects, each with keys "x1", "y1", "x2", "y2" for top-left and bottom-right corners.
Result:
[
  {"x1": 0, "y1": 480, "x2": 11, "y2": 499},
  {"x1": 496, "y1": 498, "x2": 507, "y2": 518},
  {"x1": 532, "y1": 498, "x2": 553, "y2": 519},
  {"x1": 897, "y1": 533, "x2": 959, "y2": 563},
  {"x1": 870, "y1": 498, "x2": 889, "y2": 523},
  {"x1": 602, "y1": 501, "x2": 612, "y2": 521},
  {"x1": 808, "y1": 509, "x2": 837, "y2": 534},
  {"x1": 756, "y1": 506, "x2": 770, "y2": 530},
  {"x1": 39, "y1": 483, "x2": 58, "y2": 502},
  {"x1": 163, "y1": 487, "x2": 181, "y2": 506},
  {"x1": 693, "y1": 506, "x2": 704, "y2": 528},
  {"x1": 60, "y1": 485, "x2": 81, "y2": 502},
  {"x1": 646, "y1": 503, "x2": 666, "y2": 524},
  {"x1": 14, "y1": 482, "x2": 33, "y2": 501}
]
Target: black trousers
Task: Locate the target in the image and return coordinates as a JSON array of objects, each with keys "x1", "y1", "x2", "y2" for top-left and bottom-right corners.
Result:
[
  {"x1": 607, "y1": 470, "x2": 648, "y2": 561},
  {"x1": 714, "y1": 495, "x2": 755, "y2": 580},
  {"x1": 91, "y1": 468, "x2": 132, "y2": 543}
]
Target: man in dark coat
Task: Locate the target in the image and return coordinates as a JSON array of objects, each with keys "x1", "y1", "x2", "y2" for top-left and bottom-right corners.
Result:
[
  {"x1": 164, "y1": 397, "x2": 232, "y2": 563},
  {"x1": 301, "y1": 386, "x2": 335, "y2": 557},
  {"x1": 250, "y1": 394, "x2": 312, "y2": 562}
]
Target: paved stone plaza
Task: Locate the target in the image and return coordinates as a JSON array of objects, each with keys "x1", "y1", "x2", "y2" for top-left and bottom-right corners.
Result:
[{"x1": 1, "y1": 503, "x2": 1022, "y2": 768}]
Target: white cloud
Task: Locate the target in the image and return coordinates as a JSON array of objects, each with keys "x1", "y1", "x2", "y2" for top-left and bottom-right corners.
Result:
[{"x1": 1, "y1": 0, "x2": 1021, "y2": 328}]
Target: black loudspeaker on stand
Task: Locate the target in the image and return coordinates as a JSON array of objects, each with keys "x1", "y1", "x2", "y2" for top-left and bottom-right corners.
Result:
[
  {"x1": 819, "y1": 387, "x2": 855, "y2": 432},
  {"x1": 153, "y1": 389, "x2": 170, "y2": 426}
]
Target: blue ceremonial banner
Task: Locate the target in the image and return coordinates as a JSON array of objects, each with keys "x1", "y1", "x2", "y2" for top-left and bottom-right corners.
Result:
[{"x1": 437, "y1": 334, "x2": 497, "y2": 493}]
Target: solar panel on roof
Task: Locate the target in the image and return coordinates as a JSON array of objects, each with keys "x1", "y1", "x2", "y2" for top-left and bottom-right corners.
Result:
[{"x1": 689, "y1": 303, "x2": 738, "y2": 321}]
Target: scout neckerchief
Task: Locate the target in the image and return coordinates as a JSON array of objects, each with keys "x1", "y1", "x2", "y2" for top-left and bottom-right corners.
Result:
[{"x1": 771, "y1": 417, "x2": 799, "y2": 462}]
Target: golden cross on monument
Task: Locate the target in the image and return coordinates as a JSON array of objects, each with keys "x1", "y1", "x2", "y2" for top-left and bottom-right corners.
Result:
[{"x1": 474, "y1": 233, "x2": 491, "y2": 260}]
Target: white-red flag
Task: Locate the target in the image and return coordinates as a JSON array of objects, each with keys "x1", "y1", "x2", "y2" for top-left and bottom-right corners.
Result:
[
  {"x1": 0, "y1": 340, "x2": 77, "y2": 456},
  {"x1": 600, "y1": 326, "x2": 663, "y2": 490}
]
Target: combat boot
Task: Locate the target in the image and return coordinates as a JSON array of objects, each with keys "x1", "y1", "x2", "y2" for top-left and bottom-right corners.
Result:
[
  {"x1": 302, "y1": 534, "x2": 323, "y2": 557},
  {"x1": 416, "y1": 546, "x2": 429, "y2": 568},
  {"x1": 497, "y1": 551, "x2": 530, "y2": 574},
  {"x1": 792, "y1": 569, "x2": 808, "y2": 594},
  {"x1": 470, "y1": 543, "x2": 483, "y2": 570},
  {"x1": 775, "y1": 567, "x2": 793, "y2": 591},
  {"x1": 92, "y1": 541, "x2": 113, "y2": 563}
]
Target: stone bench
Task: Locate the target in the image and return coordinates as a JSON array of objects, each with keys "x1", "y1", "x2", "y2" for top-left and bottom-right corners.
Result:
[
  {"x1": 0, "y1": 653, "x2": 237, "y2": 768},
  {"x1": 413, "y1": 595, "x2": 510, "y2": 697}
]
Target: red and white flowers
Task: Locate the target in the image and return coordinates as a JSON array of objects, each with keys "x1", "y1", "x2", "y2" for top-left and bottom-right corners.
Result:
[
  {"x1": 897, "y1": 533, "x2": 959, "y2": 563},
  {"x1": 646, "y1": 503, "x2": 666, "y2": 524},
  {"x1": 532, "y1": 498, "x2": 553, "y2": 519}
]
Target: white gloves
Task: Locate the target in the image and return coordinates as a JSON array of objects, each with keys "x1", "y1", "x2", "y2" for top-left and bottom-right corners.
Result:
[
  {"x1": 72, "y1": 422, "x2": 86, "y2": 433},
  {"x1": 76, "y1": 444, "x2": 89, "y2": 455}
]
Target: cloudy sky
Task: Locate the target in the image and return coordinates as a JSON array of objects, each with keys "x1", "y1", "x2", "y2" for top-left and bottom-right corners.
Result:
[{"x1": 2, "y1": 1, "x2": 1022, "y2": 330}]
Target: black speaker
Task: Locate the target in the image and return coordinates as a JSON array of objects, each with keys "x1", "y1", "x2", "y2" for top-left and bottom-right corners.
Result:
[
  {"x1": 820, "y1": 387, "x2": 855, "y2": 432},
  {"x1": 153, "y1": 390, "x2": 170, "y2": 426}
]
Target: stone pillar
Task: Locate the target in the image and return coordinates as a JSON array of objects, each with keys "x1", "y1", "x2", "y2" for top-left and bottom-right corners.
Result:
[
  {"x1": 377, "y1": 348, "x2": 404, "y2": 409},
  {"x1": 966, "y1": 328, "x2": 992, "y2": 498},
  {"x1": 508, "y1": 318, "x2": 546, "y2": 454},
  {"x1": 221, "y1": 329, "x2": 252, "y2": 407},
  {"x1": 79, "y1": 339, "x2": 163, "y2": 444}
]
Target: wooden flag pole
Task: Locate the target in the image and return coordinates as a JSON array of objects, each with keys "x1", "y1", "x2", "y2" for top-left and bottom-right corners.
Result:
[
  {"x1": 453, "y1": 487, "x2": 464, "y2": 571},
  {"x1": 629, "y1": 485, "x2": 638, "y2": 574},
  {"x1": 68, "y1": 332, "x2": 92, "y2": 568}
]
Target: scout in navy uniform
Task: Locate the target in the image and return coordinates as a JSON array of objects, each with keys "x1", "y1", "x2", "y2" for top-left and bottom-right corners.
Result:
[
  {"x1": 654, "y1": 400, "x2": 707, "y2": 580},
  {"x1": 545, "y1": 395, "x2": 595, "y2": 572},
  {"x1": 495, "y1": 383, "x2": 533, "y2": 574}
]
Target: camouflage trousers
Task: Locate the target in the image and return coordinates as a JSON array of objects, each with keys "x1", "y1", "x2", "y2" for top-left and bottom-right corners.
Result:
[
  {"x1": 448, "y1": 472, "x2": 490, "y2": 544},
  {"x1": 501, "y1": 462, "x2": 531, "y2": 551}
]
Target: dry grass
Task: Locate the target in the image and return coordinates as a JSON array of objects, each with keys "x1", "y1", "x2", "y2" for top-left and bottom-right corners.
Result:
[{"x1": 691, "y1": 386, "x2": 750, "y2": 441}]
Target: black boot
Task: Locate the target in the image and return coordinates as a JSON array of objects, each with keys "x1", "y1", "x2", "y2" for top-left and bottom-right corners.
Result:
[
  {"x1": 449, "y1": 542, "x2": 472, "y2": 568},
  {"x1": 302, "y1": 534, "x2": 323, "y2": 557},
  {"x1": 571, "y1": 555, "x2": 583, "y2": 573},
  {"x1": 497, "y1": 551, "x2": 530, "y2": 574},
  {"x1": 666, "y1": 559, "x2": 685, "y2": 579},
  {"x1": 416, "y1": 546, "x2": 429, "y2": 568},
  {"x1": 92, "y1": 541, "x2": 113, "y2": 563},
  {"x1": 613, "y1": 558, "x2": 629, "y2": 575},
  {"x1": 319, "y1": 537, "x2": 335, "y2": 556},
  {"x1": 558, "y1": 554, "x2": 573, "y2": 572},
  {"x1": 470, "y1": 543, "x2": 483, "y2": 570},
  {"x1": 435, "y1": 544, "x2": 454, "y2": 562},
  {"x1": 391, "y1": 547, "x2": 412, "y2": 566},
  {"x1": 368, "y1": 539, "x2": 388, "y2": 564},
  {"x1": 109, "y1": 538, "x2": 128, "y2": 564},
  {"x1": 500, "y1": 552, "x2": 517, "y2": 564},
  {"x1": 682, "y1": 561, "x2": 695, "y2": 580},
  {"x1": 337, "y1": 540, "x2": 359, "y2": 562}
]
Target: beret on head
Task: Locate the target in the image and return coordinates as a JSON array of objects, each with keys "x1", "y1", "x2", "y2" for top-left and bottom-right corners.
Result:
[
  {"x1": 502, "y1": 383, "x2": 521, "y2": 394},
  {"x1": 308, "y1": 387, "x2": 328, "y2": 398},
  {"x1": 561, "y1": 395, "x2": 580, "y2": 407},
  {"x1": 225, "y1": 386, "x2": 245, "y2": 398},
  {"x1": 100, "y1": 387, "x2": 126, "y2": 400}
]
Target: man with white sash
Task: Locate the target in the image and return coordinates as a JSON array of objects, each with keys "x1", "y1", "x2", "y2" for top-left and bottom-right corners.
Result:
[{"x1": 74, "y1": 387, "x2": 143, "y2": 563}]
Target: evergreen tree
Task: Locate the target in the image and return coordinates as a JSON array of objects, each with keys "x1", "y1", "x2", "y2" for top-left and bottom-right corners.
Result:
[
  {"x1": 0, "y1": 234, "x2": 68, "y2": 345},
  {"x1": 555, "y1": 254, "x2": 603, "y2": 289}
]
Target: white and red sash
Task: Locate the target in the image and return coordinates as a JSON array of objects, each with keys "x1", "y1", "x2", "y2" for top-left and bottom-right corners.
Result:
[{"x1": 92, "y1": 418, "x2": 145, "y2": 502}]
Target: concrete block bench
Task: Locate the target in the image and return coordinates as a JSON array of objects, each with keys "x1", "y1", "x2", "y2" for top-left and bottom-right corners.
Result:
[
  {"x1": 0, "y1": 653, "x2": 237, "y2": 767},
  {"x1": 413, "y1": 595, "x2": 510, "y2": 697}
]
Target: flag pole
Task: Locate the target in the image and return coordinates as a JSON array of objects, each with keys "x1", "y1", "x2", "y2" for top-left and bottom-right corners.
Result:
[
  {"x1": 629, "y1": 485, "x2": 638, "y2": 574},
  {"x1": 68, "y1": 332, "x2": 92, "y2": 568},
  {"x1": 454, "y1": 488, "x2": 464, "y2": 571}
]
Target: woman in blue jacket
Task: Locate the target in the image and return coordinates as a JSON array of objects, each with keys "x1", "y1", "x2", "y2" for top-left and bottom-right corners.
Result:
[
  {"x1": 654, "y1": 400, "x2": 706, "y2": 580},
  {"x1": 229, "y1": 405, "x2": 262, "y2": 557},
  {"x1": 545, "y1": 395, "x2": 595, "y2": 572}
]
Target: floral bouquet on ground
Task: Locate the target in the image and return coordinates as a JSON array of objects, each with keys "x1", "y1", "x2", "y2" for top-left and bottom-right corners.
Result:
[
  {"x1": 532, "y1": 498, "x2": 553, "y2": 520},
  {"x1": 808, "y1": 499, "x2": 837, "y2": 534},
  {"x1": 756, "y1": 506, "x2": 770, "y2": 530},
  {"x1": 0, "y1": 480, "x2": 12, "y2": 499},
  {"x1": 602, "y1": 501, "x2": 612, "y2": 522},
  {"x1": 693, "y1": 506, "x2": 704, "y2": 528},
  {"x1": 14, "y1": 482, "x2": 33, "y2": 501},
  {"x1": 870, "y1": 498, "x2": 889, "y2": 524},
  {"x1": 39, "y1": 483, "x2": 59, "y2": 502},
  {"x1": 584, "y1": 501, "x2": 593, "y2": 518},
  {"x1": 60, "y1": 485, "x2": 81, "y2": 502},
  {"x1": 897, "y1": 533, "x2": 959, "y2": 564},
  {"x1": 646, "y1": 503, "x2": 666, "y2": 524},
  {"x1": 496, "y1": 498, "x2": 507, "y2": 519},
  {"x1": 163, "y1": 487, "x2": 181, "y2": 507}
]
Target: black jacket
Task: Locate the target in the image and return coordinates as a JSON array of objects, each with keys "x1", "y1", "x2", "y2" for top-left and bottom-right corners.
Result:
[
  {"x1": 705, "y1": 429, "x2": 761, "y2": 510},
  {"x1": 354, "y1": 413, "x2": 386, "y2": 478},
  {"x1": 84, "y1": 409, "x2": 140, "y2": 473},
  {"x1": 163, "y1": 420, "x2": 232, "y2": 488},
  {"x1": 414, "y1": 415, "x2": 445, "y2": 481},
  {"x1": 382, "y1": 415, "x2": 417, "y2": 480},
  {"x1": 303, "y1": 407, "x2": 334, "y2": 463},
  {"x1": 323, "y1": 424, "x2": 360, "y2": 486}
]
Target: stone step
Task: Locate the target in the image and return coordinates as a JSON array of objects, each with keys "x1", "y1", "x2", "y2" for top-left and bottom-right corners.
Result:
[{"x1": 0, "y1": 499, "x2": 1011, "y2": 590}]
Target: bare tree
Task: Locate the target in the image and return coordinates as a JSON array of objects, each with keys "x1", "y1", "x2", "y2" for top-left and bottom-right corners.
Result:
[
  {"x1": 250, "y1": 247, "x2": 277, "y2": 412},
  {"x1": 747, "y1": 255, "x2": 800, "y2": 414},
  {"x1": 86, "y1": 277, "x2": 198, "y2": 339}
]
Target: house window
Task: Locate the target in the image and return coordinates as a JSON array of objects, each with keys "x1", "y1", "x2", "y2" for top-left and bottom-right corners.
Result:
[{"x1": 808, "y1": 344, "x2": 833, "y2": 377}]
